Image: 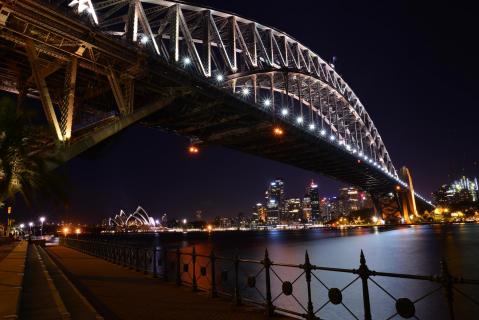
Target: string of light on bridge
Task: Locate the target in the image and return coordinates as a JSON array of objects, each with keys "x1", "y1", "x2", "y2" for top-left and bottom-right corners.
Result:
[{"x1": 63, "y1": 1, "x2": 432, "y2": 206}]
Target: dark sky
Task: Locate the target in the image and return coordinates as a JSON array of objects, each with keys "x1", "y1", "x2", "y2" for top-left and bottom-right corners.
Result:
[{"x1": 14, "y1": 0, "x2": 479, "y2": 223}]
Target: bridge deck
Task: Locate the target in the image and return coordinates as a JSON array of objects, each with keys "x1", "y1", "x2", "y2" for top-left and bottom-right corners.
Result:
[{"x1": 47, "y1": 245, "x2": 290, "y2": 320}]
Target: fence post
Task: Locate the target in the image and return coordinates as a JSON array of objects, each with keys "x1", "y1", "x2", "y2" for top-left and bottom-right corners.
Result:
[
  {"x1": 210, "y1": 250, "x2": 217, "y2": 298},
  {"x1": 135, "y1": 247, "x2": 140, "y2": 271},
  {"x1": 441, "y1": 259, "x2": 455, "y2": 320},
  {"x1": 264, "y1": 249, "x2": 274, "y2": 316},
  {"x1": 163, "y1": 247, "x2": 168, "y2": 281},
  {"x1": 359, "y1": 250, "x2": 372, "y2": 320},
  {"x1": 153, "y1": 247, "x2": 158, "y2": 278},
  {"x1": 303, "y1": 251, "x2": 315, "y2": 320},
  {"x1": 192, "y1": 246, "x2": 198, "y2": 291},
  {"x1": 234, "y1": 253, "x2": 242, "y2": 306},
  {"x1": 176, "y1": 248, "x2": 181, "y2": 286},
  {"x1": 144, "y1": 248, "x2": 148, "y2": 274}
]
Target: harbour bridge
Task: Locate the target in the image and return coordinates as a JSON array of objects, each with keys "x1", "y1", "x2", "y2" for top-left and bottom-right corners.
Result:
[{"x1": 0, "y1": 0, "x2": 433, "y2": 221}]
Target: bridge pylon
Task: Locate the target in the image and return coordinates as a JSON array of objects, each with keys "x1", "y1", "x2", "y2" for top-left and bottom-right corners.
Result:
[{"x1": 400, "y1": 166, "x2": 419, "y2": 221}]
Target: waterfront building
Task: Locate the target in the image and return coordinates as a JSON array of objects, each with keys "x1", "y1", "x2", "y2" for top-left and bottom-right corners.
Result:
[
  {"x1": 285, "y1": 198, "x2": 302, "y2": 222},
  {"x1": 434, "y1": 176, "x2": 479, "y2": 206},
  {"x1": 306, "y1": 181, "x2": 320, "y2": 221},
  {"x1": 338, "y1": 187, "x2": 372, "y2": 215},
  {"x1": 265, "y1": 179, "x2": 285, "y2": 224},
  {"x1": 253, "y1": 203, "x2": 267, "y2": 223},
  {"x1": 302, "y1": 196, "x2": 312, "y2": 221}
]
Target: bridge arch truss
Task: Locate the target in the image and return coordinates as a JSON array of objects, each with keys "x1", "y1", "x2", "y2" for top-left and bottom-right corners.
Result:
[{"x1": 86, "y1": 0, "x2": 397, "y2": 177}]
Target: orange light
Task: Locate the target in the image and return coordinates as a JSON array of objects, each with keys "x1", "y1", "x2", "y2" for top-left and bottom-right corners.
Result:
[
  {"x1": 188, "y1": 145, "x2": 199, "y2": 154},
  {"x1": 273, "y1": 127, "x2": 284, "y2": 136},
  {"x1": 207, "y1": 225, "x2": 213, "y2": 232},
  {"x1": 75, "y1": 228, "x2": 81, "y2": 235},
  {"x1": 395, "y1": 185, "x2": 401, "y2": 191},
  {"x1": 63, "y1": 227, "x2": 69, "y2": 235}
]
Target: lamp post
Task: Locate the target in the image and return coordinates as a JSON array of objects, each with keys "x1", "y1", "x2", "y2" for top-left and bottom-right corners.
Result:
[
  {"x1": 39, "y1": 217, "x2": 45, "y2": 237},
  {"x1": 28, "y1": 222, "x2": 33, "y2": 235}
]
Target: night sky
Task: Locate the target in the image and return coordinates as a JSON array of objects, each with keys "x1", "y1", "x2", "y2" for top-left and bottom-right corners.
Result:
[{"x1": 13, "y1": 0, "x2": 479, "y2": 223}]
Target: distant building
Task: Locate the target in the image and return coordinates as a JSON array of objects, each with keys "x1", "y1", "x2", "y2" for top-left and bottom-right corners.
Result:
[
  {"x1": 285, "y1": 198, "x2": 302, "y2": 222},
  {"x1": 306, "y1": 181, "x2": 320, "y2": 221},
  {"x1": 338, "y1": 187, "x2": 372, "y2": 215},
  {"x1": 434, "y1": 176, "x2": 479, "y2": 206},
  {"x1": 302, "y1": 196, "x2": 312, "y2": 221},
  {"x1": 253, "y1": 203, "x2": 267, "y2": 223},
  {"x1": 265, "y1": 179, "x2": 285, "y2": 224}
]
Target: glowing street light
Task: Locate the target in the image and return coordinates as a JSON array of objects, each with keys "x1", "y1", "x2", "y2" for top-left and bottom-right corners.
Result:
[
  {"x1": 75, "y1": 228, "x2": 81, "y2": 238},
  {"x1": 39, "y1": 216, "x2": 45, "y2": 237},
  {"x1": 309, "y1": 123, "x2": 315, "y2": 131},
  {"x1": 207, "y1": 225, "x2": 213, "y2": 232},
  {"x1": 216, "y1": 74, "x2": 224, "y2": 82},
  {"x1": 263, "y1": 99, "x2": 271, "y2": 107},
  {"x1": 19, "y1": 223, "x2": 24, "y2": 229},
  {"x1": 296, "y1": 116, "x2": 303, "y2": 124},
  {"x1": 320, "y1": 129, "x2": 326, "y2": 136},
  {"x1": 63, "y1": 227, "x2": 70, "y2": 237},
  {"x1": 241, "y1": 87, "x2": 250, "y2": 96},
  {"x1": 281, "y1": 108, "x2": 289, "y2": 116}
]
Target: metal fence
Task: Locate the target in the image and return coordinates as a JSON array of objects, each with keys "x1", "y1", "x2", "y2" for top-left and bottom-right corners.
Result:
[{"x1": 60, "y1": 238, "x2": 479, "y2": 320}]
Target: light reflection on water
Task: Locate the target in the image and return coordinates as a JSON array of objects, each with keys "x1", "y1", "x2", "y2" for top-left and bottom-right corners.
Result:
[{"x1": 99, "y1": 224, "x2": 479, "y2": 319}]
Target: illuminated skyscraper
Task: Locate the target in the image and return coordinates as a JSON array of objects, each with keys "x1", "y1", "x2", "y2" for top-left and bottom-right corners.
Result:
[
  {"x1": 265, "y1": 179, "x2": 284, "y2": 224},
  {"x1": 306, "y1": 181, "x2": 320, "y2": 221}
]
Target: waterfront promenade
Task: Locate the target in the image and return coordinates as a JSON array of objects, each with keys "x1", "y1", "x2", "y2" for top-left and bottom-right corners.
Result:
[{"x1": 46, "y1": 245, "x2": 289, "y2": 319}]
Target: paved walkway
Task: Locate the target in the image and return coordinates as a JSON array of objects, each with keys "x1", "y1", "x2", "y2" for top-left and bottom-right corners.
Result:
[
  {"x1": 47, "y1": 246, "x2": 289, "y2": 320},
  {"x1": 0, "y1": 241, "x2": 27, "y2": 318},
  {"x1": 0, "y1": 242, "x2": 17, "y2": 262}
]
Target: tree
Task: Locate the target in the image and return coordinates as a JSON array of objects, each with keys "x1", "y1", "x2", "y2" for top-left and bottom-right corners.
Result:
[{"x1": 0, "y1": 96, "x2": 65, "y2": 208}]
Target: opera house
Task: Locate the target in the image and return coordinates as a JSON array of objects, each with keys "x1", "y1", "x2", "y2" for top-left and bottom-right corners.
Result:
[{"x1": 108, "y1": 206, "x2": 159, "y2": 231}]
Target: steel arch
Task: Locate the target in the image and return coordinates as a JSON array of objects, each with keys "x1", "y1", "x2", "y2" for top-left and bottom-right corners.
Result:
[{"x1": 74, "y1": 0, "x2": 397, "y2": 177}]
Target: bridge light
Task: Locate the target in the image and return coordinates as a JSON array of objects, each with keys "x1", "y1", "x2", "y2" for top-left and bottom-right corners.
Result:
[
  {"x1": 346, "y1": 145, "x2": 351, "y2": 151},
  {"x1": 188, "y1": 145, "x2": 199, "y2": 154},
  {"x1": 372, "y1": 216, "x2": 378, "y2": 223},
  {"x1": 216, "y1": 74, "x2": 224, "y2": 82},
  {"x1": 281, "y1": 108, "x2": 289, "y2": 116},
  {"x1": 241, "y1": 87, "x2": 250, "y2": 96},
  {"x1": 329, "y1": 135, "x2": 335, "y2": 141},
  {"x1": 296, "y1": 116, "x2": 303, "y2": 124},
  {"x1": 320, "y1": 129, "x2": 326, "y2": 136},
  {"x1": 140, "y1": 36, "x2": 149, "y2": 44},
  {"x1": 396, "y1": 185, "x2": 401, "y2": 191},
  {"x1": 183, "y1": 56, "x2": 191, "y2": 65},
  {"x1": 263, "y1": 99, "x2": 271, "y2": 107},
  {"x1": 309, "y1": 123, "x2": 315, "y2": 130},
  {"x1": 273, "y1": 126, "x2": 284, "y2": 137}
]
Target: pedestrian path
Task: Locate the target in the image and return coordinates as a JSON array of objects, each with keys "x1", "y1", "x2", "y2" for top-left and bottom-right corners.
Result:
[
  {"x1": 0, "y1": 241, "x2": 27, "y2": 318},
  {"x1": 47, "y1": 246, "x2": 290, "y2": 320}
]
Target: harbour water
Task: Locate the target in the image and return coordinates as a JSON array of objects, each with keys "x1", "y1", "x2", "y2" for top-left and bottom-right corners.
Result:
[{"x1": 92, "y1": 224, "x2": 479, "y2": 319}]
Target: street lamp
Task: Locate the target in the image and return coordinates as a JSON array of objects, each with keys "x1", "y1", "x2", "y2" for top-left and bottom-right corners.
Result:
[
  {"x1": 75, "y1": 228, "x2": 81, "y2": 238},
  {"x1": 28, "y1": 222, "x2": 34, "y2": 235},
  {"x1": 39, "y1": 217, "x2": 45, "y2": 237}
]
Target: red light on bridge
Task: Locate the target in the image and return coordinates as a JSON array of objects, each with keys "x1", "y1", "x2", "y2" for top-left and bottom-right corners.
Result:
[
  {"x1": 188, "y1": 145, "x2": 199, "y2": 154},
  {"x1": 273, "y1": 127, "x2": 284, "y2": 137}
]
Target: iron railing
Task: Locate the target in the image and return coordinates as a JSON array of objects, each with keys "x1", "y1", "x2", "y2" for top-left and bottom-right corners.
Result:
[{"x1": 60, "y1": 238, "x2": 479, "y2": 320}]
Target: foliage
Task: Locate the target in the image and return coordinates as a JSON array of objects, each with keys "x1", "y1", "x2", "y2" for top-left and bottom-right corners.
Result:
[{"x1": 0, "y1": 96, "x2": 65, "y2": 206}]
